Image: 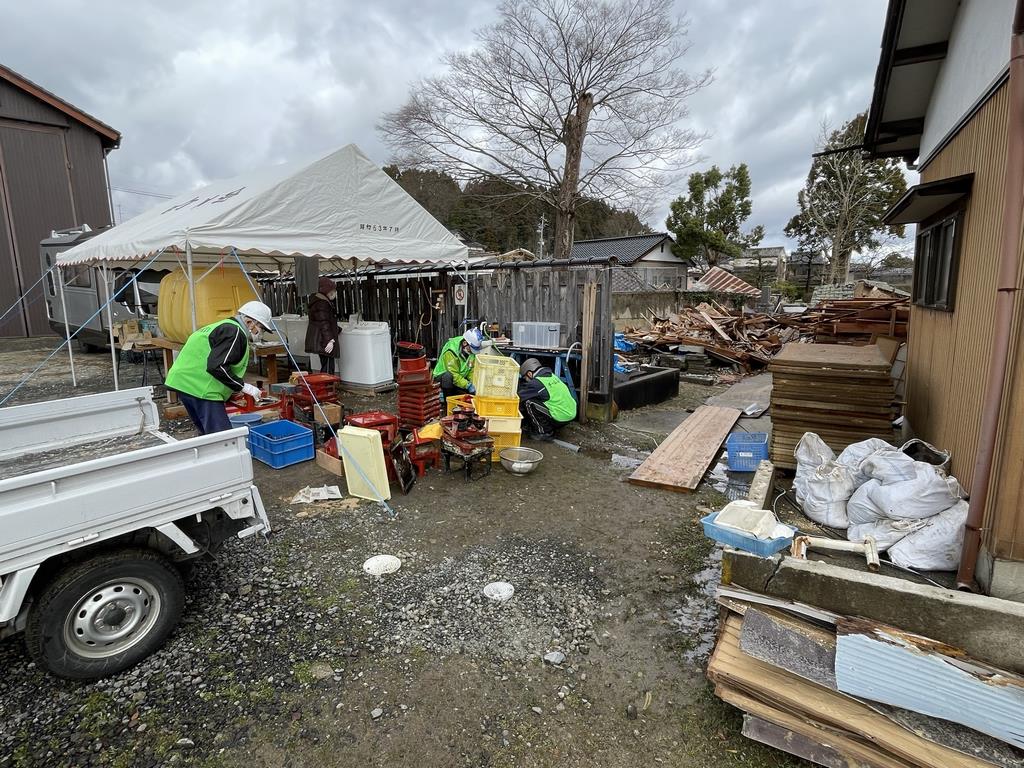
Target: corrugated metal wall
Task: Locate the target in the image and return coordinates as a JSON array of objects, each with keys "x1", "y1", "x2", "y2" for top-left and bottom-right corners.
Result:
[
  {"x1": 914, "y1": 83, "x2": 1024, "y2": 559},
  {"x1": 0, "y1": 79, "x2": 111, "y2": 337}
]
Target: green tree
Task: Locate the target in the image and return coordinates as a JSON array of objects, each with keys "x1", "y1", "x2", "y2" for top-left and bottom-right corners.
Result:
[
  {"x1": 384, "y1": 166, "x2": 462, "y2": 227},
  {"x1": 665, "y1": 164, "x2": 765, "y2": 270},
  {"x1": 785, "y1": 114, "x2": 907, "y2": 283},
  {"x1": 882, "y1": 252, "x2": 913, "y2": 270}
]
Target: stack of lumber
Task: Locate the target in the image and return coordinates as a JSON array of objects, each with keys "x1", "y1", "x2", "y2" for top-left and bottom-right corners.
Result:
[
  {"x1": 709, "y1": 588, "x2": 1024, "y2": 767},
  {"x1": 775, "y1": 298, "x2": 910, "y2": 343},
  {"x1": 769, "y1": 343, "x2": 896, "y2": 469}
]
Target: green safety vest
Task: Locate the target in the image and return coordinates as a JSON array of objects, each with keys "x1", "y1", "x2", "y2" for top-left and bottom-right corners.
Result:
[
  {"x1": 165, "y1": 318, "x2": 250, "y2": 401},
  {"x1": 432, "y1": 336, "x2": 475, "y2": 387},
  {"x1": 539, "y1": 374, "x2": 577, "y2": 422}
]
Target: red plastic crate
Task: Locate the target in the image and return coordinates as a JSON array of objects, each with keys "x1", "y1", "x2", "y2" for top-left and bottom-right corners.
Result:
[{"x1": 347, "y1": 411, "x2": 399, "y2": 444}]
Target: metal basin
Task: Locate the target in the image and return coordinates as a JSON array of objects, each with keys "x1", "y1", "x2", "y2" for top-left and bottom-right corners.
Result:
[{"x1": 499, "y1": 447, "x2": 543, "y2": 475}]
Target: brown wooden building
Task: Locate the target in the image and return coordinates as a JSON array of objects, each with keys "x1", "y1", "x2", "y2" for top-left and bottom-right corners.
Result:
[
  {"x1": 0, "y1": 64, "x2": 120, "y2": 337},
  {"x1": 864, "y1": 0, "x2": 1024, "y2": 599}
]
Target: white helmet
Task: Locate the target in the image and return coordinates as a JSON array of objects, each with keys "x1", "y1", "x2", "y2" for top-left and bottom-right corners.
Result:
[
  {"x1": 237, "y1": 300, "x2": 273, "y2": 331},
  {"x1": 462, "y1": 328, "x2": 483, "y2": 353}
]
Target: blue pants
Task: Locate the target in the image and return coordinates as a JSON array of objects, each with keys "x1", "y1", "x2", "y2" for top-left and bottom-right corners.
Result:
[{"x1": 177, "y1": 391, "x2": 232, "y2": 435}]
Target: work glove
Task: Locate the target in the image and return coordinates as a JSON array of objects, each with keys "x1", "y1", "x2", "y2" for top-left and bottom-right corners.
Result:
[
  {"x1": 467, "y1": 384, "x2": 476, "y2": 394},
  {"x1": 241, "y1": 383, "x2": 262, "y2": 399},
  {"x1": 325, "y1": 339, "x2": 335, "y2": 354}
]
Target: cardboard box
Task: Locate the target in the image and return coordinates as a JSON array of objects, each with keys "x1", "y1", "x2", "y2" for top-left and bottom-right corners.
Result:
[
  {"x1": 315, "y1": 449, "x2": 344, "y2": 477},
  {"x1": 314, "y1": 403, "x2": 343, "y2": 426}
]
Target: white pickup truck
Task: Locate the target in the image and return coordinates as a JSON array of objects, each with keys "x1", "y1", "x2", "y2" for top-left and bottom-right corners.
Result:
[{"x1": 0, "y1": 387, "x2": 270, "y2": 679}]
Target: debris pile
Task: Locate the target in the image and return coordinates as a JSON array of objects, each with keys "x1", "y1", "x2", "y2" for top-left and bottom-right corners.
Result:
[{"x1": 622, "y1": 298, "x2": 909, "y2": 372}]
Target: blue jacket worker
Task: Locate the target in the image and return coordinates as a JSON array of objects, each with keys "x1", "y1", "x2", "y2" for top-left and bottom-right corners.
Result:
[{"x1": 517, "y1": 358, "x2": 577, "y2": 441}]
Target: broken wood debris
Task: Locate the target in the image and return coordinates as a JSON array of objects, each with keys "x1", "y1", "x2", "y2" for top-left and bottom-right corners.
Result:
[{"x1": 621, "y1": 298, "x2": 910, "y2": 371}]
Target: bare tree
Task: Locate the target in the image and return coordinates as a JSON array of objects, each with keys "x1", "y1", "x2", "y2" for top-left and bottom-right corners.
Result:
[{"x1": 379, "y1": 0, "x2": 709, "y2": 259}]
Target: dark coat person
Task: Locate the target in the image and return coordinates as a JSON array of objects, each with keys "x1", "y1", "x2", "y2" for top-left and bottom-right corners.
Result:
[
  {"x1": 304, "y1": 277, "x2": 340, "y2": 375},
  {"x1": 517, "y1": 358, "x2": 577, "y2": 440}
]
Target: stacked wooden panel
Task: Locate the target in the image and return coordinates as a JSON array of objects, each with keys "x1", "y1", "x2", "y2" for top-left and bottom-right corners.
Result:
[{"x1": 769, "y1": 343, "x2": 896, "y2": 469}]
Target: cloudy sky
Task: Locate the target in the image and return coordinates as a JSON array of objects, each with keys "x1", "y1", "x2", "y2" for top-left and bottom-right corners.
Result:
[{"x1": 2, "y1": 0, "x2": 895, "y2": 248}]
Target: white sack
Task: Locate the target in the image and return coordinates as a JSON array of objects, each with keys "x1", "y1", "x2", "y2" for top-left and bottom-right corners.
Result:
[
  {"x1": 860, "y1": 450, "x2": 919, "y2": 485},
  {"x1": 862, "y1": 461, "x2": 961, "y2": 520},
  {"x1": 793, "y1": 433, "x2": 854, "y2": 529},
  {"x1": 888, "y1": 501, "x2": 968, "y2": 571},
  {"x1": 837, "y1": 438, "x2": 898, "y2": 486}
]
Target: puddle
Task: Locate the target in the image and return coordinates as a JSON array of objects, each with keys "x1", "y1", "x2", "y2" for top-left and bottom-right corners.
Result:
[
  {"x1": 707, "y1": 461, "x2": 754, "y2": 501},
  {"x1": 668, "y1": 547, "x2": 722, "y2": 664},
  {"x1": 611, "y1": 451, "x2": 648, "y2": 470}
]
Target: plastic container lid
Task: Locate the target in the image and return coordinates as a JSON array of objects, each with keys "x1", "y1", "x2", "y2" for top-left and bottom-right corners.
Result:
[
  {"x1": 483, "y1": 581, "x2": 515, "y2": 601},
  {"x1": 363, "y1": 555, "x2": 402, "y2": 575}
]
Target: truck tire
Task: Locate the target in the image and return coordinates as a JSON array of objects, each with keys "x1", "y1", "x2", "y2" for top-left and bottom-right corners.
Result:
[{"x1": 24, "y1": 549, "x2": 185, "y2": 680}]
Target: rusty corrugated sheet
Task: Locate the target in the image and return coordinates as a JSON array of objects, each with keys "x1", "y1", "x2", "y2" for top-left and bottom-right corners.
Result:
[
  {"x1": 835, "y1": 619, "x2": 1024, "y2": 750},
  {"x1": 698, "y1": 266, "x2": 761, "y2": 296}
]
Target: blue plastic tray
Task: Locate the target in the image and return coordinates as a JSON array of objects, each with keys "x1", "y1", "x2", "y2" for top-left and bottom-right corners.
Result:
[
  {"x1": 247, "y1": 420, "x2": 314, "y2": 468},
  {"x1": 701, "y1": 511, "x2": 794, "y2": 557}
]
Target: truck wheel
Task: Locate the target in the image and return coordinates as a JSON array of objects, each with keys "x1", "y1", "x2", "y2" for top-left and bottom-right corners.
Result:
[{"x1": 25, "y1": 549, "x2": 185, "y2": 680}]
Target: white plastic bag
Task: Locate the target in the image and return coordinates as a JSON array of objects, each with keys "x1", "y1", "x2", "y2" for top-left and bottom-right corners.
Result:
[
  {"x1": 837, "y1": 438, "x2": 897, "y2": 486},
  {"x1": 793, "y1": 433, "x2": 854, "y2": 529},
  {"x1": 888, "y1": 501, "x2": 968, "y2": 571},
  {"x1": 863, "y1": 461, "x2": 961, "y2": 520}
]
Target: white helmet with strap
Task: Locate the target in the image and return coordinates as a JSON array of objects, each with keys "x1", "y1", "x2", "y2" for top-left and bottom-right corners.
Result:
[{"x1": 237, "y1": 300, "x2": 273, "y2": 331}]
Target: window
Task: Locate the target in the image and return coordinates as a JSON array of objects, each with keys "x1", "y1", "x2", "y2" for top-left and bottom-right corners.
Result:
[
  {"x1": 913, "y1": 209, "x2": 962, "y2": 311},
  {"x1": 63, "y1": 264, "x2": 93, "y2": 289}
]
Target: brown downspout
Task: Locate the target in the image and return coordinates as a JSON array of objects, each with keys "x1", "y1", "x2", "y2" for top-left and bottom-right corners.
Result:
[{"x1": 957, "y1": 0, "x2": 1024, "y2": 590}]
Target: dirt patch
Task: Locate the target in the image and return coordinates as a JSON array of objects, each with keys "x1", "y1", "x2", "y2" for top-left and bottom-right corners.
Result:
[{"x1": 0, "y1": 339, "x2": 802, "y2": 767}]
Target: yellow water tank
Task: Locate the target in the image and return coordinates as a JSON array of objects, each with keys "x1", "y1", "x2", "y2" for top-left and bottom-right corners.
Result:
[{"x1": 157, "y1": 266, "x2": 261, "y2": 342}]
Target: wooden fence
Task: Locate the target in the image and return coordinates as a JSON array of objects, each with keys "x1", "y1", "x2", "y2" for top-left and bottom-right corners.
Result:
[{"x1": 258, "y1": 260, "x2": 615, "y2": 402}]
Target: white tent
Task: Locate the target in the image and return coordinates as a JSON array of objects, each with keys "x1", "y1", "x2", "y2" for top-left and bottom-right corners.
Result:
[{"x1": 57, "y1": 143, "x2": 468, "y2": 270}]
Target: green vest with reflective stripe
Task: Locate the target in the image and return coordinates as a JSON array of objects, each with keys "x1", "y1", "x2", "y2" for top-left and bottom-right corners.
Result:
[
  {"x1": 432, "y1": 336, "x2": 475, "y2": 387},
  {"x1": 165, "y1": 318, "x2": 250, "y2": 401},
  {"x1": 539, "y1": 374, "x2": 576, "y2": 422}
]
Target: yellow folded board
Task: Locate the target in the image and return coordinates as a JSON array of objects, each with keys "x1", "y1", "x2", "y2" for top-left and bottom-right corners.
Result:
[{"x1": 338, "y1": 425, "x2": 391, "y2": 501}]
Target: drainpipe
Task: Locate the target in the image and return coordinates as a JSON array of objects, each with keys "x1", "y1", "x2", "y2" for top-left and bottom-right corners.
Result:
[{"x1": 957, "y1": 0, "x2": 1024, "y2": 590}]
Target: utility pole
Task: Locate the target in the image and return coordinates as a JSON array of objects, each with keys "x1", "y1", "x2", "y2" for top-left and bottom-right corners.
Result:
[{"x1": 536, "y1": 214, "x2": 546, "y2": 259}]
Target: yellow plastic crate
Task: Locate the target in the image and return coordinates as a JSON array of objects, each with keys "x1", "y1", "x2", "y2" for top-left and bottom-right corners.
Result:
[
  {"x1": 471, "y1": 355, "x2": 520, "y2": 398},
  {"x1": 446, "y1": 393, "x2": 474, "y2": 415},
  {"x1": 490, "y1": 429, "x2": 522, "y2": 461},
  {"x1": 485, "y1": 415, "x2": 523, "y2": 433},
  {"x1": 475, "y1": 395, "x2": 520, "y2": 417}
]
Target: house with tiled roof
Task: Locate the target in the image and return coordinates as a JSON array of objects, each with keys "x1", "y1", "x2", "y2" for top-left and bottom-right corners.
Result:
[{"x1": 569, "y1": 232, "x2": 686, "y2": 288}]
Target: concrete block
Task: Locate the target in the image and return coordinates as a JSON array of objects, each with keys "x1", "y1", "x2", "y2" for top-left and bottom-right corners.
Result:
[
  {"x1": 978, "y1": 548, "x2": 1024, "y2": 603},
  {"x1": 754, "y1": 558, "x2": 1024, "y2": 674},
  {"x1": 746, "y1": 460, "x2": 775, "y2": 510}
]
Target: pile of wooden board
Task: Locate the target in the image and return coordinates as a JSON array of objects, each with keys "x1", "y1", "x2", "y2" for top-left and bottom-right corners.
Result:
[
  {"x1": 709, "y1": 587, "x2": 1024, "y2": 767},
  {"x1": 769, "y1": 343, "x2": 896, "y2": 469},
  {"x1": 622, "y1": 298, "x2": 910, "y2": 373}
]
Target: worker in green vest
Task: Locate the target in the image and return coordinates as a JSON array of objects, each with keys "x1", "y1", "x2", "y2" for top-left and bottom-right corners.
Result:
[
  {"x1": 432, "y1": 328, "x2": 484, "y2": 399},
  {"x1": 165, "y1": 301, "x2": 273, "y2": 434},
  {"x1": 517, "y1": 357, "x2": 577, "y2": 440}
]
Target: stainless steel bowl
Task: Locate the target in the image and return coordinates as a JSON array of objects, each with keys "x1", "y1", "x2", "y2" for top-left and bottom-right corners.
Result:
[{"x1": 499, "y1": 446, "x2": 543, "y2": 475}]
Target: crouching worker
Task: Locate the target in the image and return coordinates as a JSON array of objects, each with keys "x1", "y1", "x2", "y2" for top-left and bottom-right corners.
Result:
[
  {"x1": 517, "y1": 358, "x2": 577, "y2": 441},
  {"x1": 165, "y1": 300, "x2": 274, "y2": 435},
  {"x1": 432, "y1": 329, "x2": 484, "y2": 399}
]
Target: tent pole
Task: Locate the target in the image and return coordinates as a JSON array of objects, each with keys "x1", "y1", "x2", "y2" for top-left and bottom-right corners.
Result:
[
  {"x1": 56, "y1": 266, "x2": 77, "y2": 387},
  {"x1": 186, "y1": 242, "x2": 197, "y2": 331},
  {"x1": 102, "y1": 262, "x2": 120, "y2": 390}
]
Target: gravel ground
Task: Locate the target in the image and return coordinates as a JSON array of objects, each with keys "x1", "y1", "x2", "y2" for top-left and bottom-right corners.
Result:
[{"x1": 0, "y1": 339, "x2": 801, "y2": 768}]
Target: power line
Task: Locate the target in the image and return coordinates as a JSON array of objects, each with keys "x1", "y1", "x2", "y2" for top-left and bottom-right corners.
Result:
[{"x1": 109, "y1": 185, "x2": 176, "y2": 199}]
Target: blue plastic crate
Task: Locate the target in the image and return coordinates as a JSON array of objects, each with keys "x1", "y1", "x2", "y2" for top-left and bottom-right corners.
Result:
[
  {"x1": 247, "y1": 420, "x2": 314, "y2": 469},
  {"x1": 700, "y1": 511, "x2": 794, "y2": 557},
  {"x1": 725, "y1": 432, "x2": 769, "y2": 472}
]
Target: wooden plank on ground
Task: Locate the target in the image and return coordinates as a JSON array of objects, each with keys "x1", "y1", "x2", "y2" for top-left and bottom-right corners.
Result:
[{"x1": 628, "y1": 405, "x2": 741, "y2": 492}]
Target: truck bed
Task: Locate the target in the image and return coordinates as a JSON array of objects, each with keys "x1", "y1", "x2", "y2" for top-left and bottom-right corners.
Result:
[{"x1": 0, "y1": 432, "x2": 166, "y2": 481}]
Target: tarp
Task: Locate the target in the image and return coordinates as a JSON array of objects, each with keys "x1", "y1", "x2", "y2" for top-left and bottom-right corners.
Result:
[{"x1": 57, "y1": 144, "x2": 468, "y2": 270}]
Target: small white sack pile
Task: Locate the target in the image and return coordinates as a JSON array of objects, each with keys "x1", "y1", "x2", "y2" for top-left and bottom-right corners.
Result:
[{"x1": 793, "y1": 433, "x2": 966, "y2": 570}]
